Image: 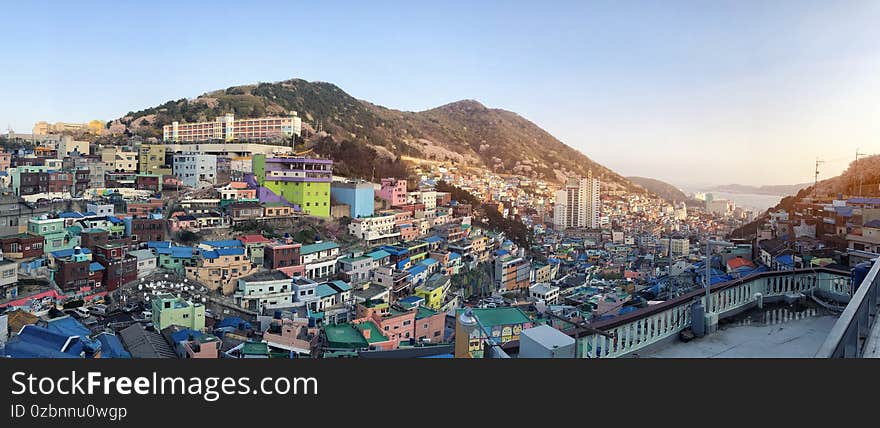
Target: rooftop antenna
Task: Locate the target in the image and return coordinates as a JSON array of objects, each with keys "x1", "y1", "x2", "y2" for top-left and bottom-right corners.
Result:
[{"x1": 814, "y1": 157, "x2": 825, "y2": 188}]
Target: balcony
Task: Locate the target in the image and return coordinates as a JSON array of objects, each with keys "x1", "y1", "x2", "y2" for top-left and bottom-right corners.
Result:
[
  {"x1": 816, "y1": 260, "x2": 880, "y2": 357},
  {"x1": 571, "y1": 267, "x2": 856, "y2": 358}
]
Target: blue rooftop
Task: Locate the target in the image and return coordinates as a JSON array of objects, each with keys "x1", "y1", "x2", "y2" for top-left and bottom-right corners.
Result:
[
  {"x1": 95, "y1": 332, "x2": 131, "y2": 358},
  {"x1": 215, "y1": 317, "x2": 252, "y2": 331},
  {"x1": 51, "y1": 247, "x2": 91, "y2": 258},
  {"x1": 156, "y1": 246, "x2": 194, "y2": 258},
  {"x1": 776, "y1": 254, "x2": 795, "y2": 266},
  {"x1": 89, "y1": 262, "x2": 105, "y2": 272},
  {"x1": 379, "y1": 245, "x2": 408, "y2": 257},
  {"x1": 4, "y1": 325, "x2": 84, "y2": 358},
  {"x1": 200, "y1": 247, "x2": 245, "y2": 259},
  {"x1": 399, "y1": 295, "x2": 424, "y2": 305},
  {"x1": 201, "y1": 240, "x2": 244, "y2": 249},
  {"x1": 848, "y1": 197, "x2": 880, "y2": 205},
  {"x1": 367, "y1": 250, "x2": 391, "y2": 260},
  {"x1": 407, "y1": 265, "x2": 427, "y2": 275},
  {"x1": 864, "y1": 219, "x2": 880, "y2": 228}
]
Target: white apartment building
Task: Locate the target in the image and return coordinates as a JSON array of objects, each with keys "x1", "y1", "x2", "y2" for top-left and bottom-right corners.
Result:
[
  {"x1": 234, "y1": 270, "x2": 296, "y2": 312},
  {"x1": 163, "y1": 113, "x2": 302, "y2": 143},
  {"x1": 529, "y1": 283, "x2": 560, "y2": 305},
  {"x1": 348, "y1": 214, "x2": 400, "y2": 244},
  {"x1": 173, "y1": 153, "x2": 217, "y2": 188},
  {"x1": 661, "y1": 238, "x2": 690, "y2": 257},
  {"x1": 553, "y1": 172, "x2": 600, "y2": 229}
]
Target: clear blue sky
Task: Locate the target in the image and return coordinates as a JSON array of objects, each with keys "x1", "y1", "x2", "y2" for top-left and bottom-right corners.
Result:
[{"x1": 2, "y1": 0, "x2": 879, "y2": 186}]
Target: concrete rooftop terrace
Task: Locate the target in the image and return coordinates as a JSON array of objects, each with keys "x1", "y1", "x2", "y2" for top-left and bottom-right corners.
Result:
[{"x1": 637, "y1": 304, "x2": 837, "y2": 358}]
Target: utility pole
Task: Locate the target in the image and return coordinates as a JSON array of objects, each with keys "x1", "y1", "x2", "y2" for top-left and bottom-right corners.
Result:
[
  {"x1": 814, "y1": 158, "x2": 825, "y2": 187},
  {"x1": 856, "y1": 149, "x2": 866, "y2": 197}
]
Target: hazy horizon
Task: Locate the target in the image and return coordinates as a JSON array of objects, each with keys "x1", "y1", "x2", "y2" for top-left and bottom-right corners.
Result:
[{"x1": 2, "y1": 0, "x2": 878, "y2": 186}]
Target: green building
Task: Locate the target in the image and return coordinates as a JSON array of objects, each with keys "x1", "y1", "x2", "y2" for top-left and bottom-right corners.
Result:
[
  {"x1": 252, "y1": 154, "x2": 333, "y2": 217},
  {"x1": 28, "y1": 216, "x2": 80, "y2": 253},
  {"x1": 151, "y1": 293, "x2": 206, "y2": 331}
]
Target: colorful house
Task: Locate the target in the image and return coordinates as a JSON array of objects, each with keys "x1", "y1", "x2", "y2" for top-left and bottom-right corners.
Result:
[
  {"x1": 152, "y1": 293, "x2": 206, "y2": 331},
  {"x1": 454, "y1": 307, "x2": 532, "y2": 358},
  {"x1": 252, "y1": 154, "x2": 333, "y2": 217}
]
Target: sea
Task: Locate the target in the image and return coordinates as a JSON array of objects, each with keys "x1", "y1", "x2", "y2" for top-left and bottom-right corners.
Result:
[{"x1": 706, "y1": 191, "x2": 784, "y2": 212}]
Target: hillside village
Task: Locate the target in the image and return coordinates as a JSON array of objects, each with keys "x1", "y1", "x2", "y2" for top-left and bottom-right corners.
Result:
[{"x1": 0, "y1": 86, "x2": 870, "y2": 359}]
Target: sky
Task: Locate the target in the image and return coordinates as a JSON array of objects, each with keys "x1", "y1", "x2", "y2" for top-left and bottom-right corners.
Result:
[{"x1": 2, "y1": 0, "x2": 879, "y2": 187}]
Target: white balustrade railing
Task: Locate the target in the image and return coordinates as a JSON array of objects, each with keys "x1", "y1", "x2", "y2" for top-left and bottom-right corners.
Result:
[{"x1": 577, "y1": 268, "x2": 852, "y2": 358}]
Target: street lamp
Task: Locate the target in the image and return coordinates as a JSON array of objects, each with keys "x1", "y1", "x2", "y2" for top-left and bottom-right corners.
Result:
[{"x1": 702, "y1": 239, "x2": 735, "y2": 334}]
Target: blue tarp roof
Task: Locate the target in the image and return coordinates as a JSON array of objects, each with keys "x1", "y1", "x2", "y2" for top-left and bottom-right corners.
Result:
[
  {"x1": 95, "y1": 332, "x2": 131, "y2": 358},
  {"x1": 89, "y1": 262, "x2": 105, "y2": 272},
  {"x1": 215, "y1": 317, "x2": 252, "y2": 330},
  {"x1": 776, "y1": 254, "x2": 795, "y2": 266},
  {"x1": 147, "y1": 241, "x2": 172, "y2": 249},
  {"x1": 424, "y1": 236, "x2": 443, "y2": 243},
  {"x1": 449, "y1": 252, "x2": 461, "y2": 260},
  {"x1": 170, "y1": 328, "x2": 207, "y2": 343},
  {"x1": 59, "y1": 212, "x2": 84, "y2": 219}
]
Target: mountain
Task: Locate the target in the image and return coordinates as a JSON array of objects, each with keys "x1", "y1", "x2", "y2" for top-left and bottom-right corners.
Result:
[
  {"x1": 627, "y1": 176, "x2": 690, "y2": 203},
  {"x1": 704, "y1": 183, "x2": 811, "y2": 196},
  {"x1": 727, "y1": 155, "x2": 880, "y2": 239},
  {"x1": 111, "y1": 78, "x2": 646, "y2": 191}
]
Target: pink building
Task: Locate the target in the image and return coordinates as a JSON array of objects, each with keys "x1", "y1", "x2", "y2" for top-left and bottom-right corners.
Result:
[
  {"x1": 182, "y1": 336, "x2": 220, "y2": 358},
  {"x1": 399, "y1": 224, "x2": 418, "y2": 242},
  {"x1": 379, "y1": 178, "x2": 407, "y2": 207},
  {"x1": 414, "y1": 308, "x2": 446, "y2": 343},
  {"x1": 262, "y1": 318, "x2": 320, "y2": 355},
  {"x1": 0, "y1": 151, "x2": 11, "y2": 171}
]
